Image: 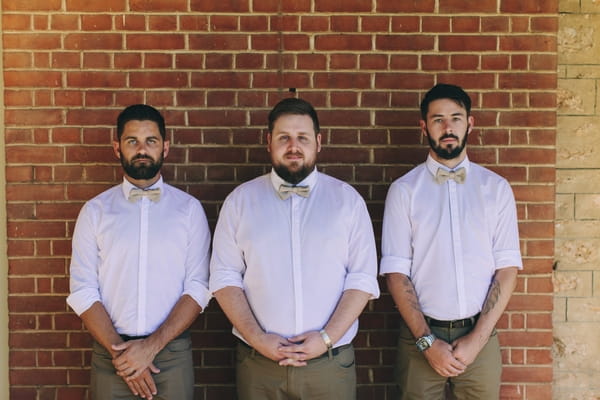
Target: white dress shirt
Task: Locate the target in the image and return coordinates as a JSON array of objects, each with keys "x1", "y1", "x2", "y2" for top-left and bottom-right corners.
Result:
[
  {"x1": 209, "y1": 169, "x2": 380, "y2": 347},
  {"x1": 381, "y1": 155, "x2": 522, "y2": 321},
  {"x1": 67, "y1": 177, "x2": 211, "y2": 336}
]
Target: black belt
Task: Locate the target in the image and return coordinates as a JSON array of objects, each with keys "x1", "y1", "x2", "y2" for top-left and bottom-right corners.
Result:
[
  {"x1": 425, "y1": 314, "x2": 479, "y2": 329},
  {"x1": 238, "y1": 339, "x2": 351, "y2": 359},
  {"x1": 120, "y1": 330, "x2": 190, "y2": 342}
]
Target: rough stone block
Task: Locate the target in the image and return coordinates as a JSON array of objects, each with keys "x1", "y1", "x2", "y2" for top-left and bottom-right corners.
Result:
[
  {"x1": 566, "y1": 297, "x2": 600, "y2": 321},
  {"x1": 555, "y1": 194, "x2": 574, "y2": 220},
  {"x1": 553, "y1": 271, "x2": 592, "y2": 297},
  {"x1": 558, "y1": 15, "x2": 600, "y2": 64},
  {"x1": 557, "y1": 116, "x2": 600, "y2": 168},
  {"x1": 555, "y1": 239, "x2": 600, "y2": 269},
  {"x1": 557, "y1": 170, "x2": 600, "y2": 193},
  {"x1": 575, "y1": 194, "x2": 600, "y2": 219},
  {"x1": 558, "y1": 78, "x2": 595, "y2": 115}
]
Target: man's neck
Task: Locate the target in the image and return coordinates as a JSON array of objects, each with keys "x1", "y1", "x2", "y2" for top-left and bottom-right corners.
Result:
[
  {"x1": 429, "y1": 150, "x2": 467, "y2": 169},
  {"x1": 124, "y1": 173, "x2": 161, "y2": 189}
]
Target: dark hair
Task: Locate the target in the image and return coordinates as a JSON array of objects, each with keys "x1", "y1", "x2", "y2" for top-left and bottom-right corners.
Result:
[
  {"x1": 268, "y1": 98, "x2": 320, "y2": 134},
  {"x1": 116, "y1": 104, "x2": 166, "y2": 140},
  {"x1": 420, "y1": 84, "x2": 472, "y2": 120}
]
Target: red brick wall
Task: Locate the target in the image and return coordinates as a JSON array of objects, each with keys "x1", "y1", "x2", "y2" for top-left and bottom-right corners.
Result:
[{"x1": 3, "y1": 1, "x2": 556, "y2": 399}]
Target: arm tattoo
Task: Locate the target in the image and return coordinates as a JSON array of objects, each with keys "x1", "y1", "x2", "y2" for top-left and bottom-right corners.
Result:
[
  {"x1": 402, "y1": 276, "x2": 422, "y2": 313},
  {"x1": 481, "y1": 278, "x2": 501, "y2": 315}
]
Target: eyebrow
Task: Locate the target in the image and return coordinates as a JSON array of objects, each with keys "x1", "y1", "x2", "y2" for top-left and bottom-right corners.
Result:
[{"x1": 430, "y1": 112, "x2": 465, "y2": 118}]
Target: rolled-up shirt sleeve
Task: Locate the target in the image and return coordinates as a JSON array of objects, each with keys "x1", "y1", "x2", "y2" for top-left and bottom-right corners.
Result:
[
  {"x1": 343, "y1": 193, "x2": 380, "y2": 299},
  {"x1": 66, "y1": 203, "x2": 102, "y2": 316},
  {"x1": 182, "y1": 200, "x2": 213, "y2": 311},
  {"x1": 493, "y1": 180, "x2": 523, "y2": 270},
  {"x1": 380, "y1": 181, "x2": 413, "y2": 276},
  {"x1": 209, "y1": 194, "x2": 246, "y2": 293}
]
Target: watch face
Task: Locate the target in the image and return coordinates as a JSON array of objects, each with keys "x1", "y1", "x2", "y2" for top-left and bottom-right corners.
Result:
[
  {"x1": 416, "y1": 337, "x2": 430, "y2": 351},
  {"x1": 415, "y1": 335, "x2": 434, "y2": 352}
]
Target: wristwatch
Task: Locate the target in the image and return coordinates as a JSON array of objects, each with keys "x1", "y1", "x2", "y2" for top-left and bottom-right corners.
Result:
[{"x1": 415, "y1": 333, "x2": 436, "y2": 352}]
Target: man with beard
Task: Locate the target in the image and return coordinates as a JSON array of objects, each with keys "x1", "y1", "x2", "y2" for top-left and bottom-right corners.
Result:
[
  {"x1": 67, "y1": 104, "x2": 211, "y2": 400},
  {"x1": 381, "y1": 84, "x2": 522, "y2": 399},
  {"x1": 209, "y1": 98, "x2": 380, "y2": 400}
]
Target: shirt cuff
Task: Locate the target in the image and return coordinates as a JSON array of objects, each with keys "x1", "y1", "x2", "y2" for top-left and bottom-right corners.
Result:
[
  {"x1": 183, "y1": 282, "x2": 212, "y2": 312},
  {"x1": 343, "y1": 272, "x2": 380, "y2": 300},
  {"x1": 208, "y1": 273, "x2": 244, "y2": 295},
  {"x1": 66, "y1": 289, "x2": 101, "y2": 316},
  {"x1": 494, "y1": 250, "x2": 523, "y2": 270},
  {"x1": 379, "y1": 255, "x2": 412, "y2": 276}
]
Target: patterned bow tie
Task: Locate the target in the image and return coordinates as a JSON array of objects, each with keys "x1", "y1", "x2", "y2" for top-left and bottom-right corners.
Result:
[
  {"x1": 277, "y1": 184, "x2": 310, "y2": 200},
  {"x1": 128, "y1": 188, "x2": 161, "y2": 202},
  {"x1": 435, "y1": 167, "x2": 466, "y2": 184}
]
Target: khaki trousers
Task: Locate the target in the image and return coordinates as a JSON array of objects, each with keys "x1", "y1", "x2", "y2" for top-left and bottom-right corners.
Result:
[
  {"x1": 394, "y1": 321, "x2": 502, "y2": 400},
  {"x1": 236, "y1": 341, "x2": 357, "y2": 400},
  {"x1": 90, "y1": 335, "x2": 194, "y2": 400}
]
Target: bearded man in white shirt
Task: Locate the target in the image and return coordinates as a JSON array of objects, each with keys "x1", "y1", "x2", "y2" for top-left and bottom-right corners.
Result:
[
  {"x1": 381, "y1": 84, "x2": 522, "y2": 399},
  {"x1": 67, "y1": 104, "x2": 211, "y2": 400},
  {"x1": 210, "y1": 97, "x2": 380, "y2": 400}
]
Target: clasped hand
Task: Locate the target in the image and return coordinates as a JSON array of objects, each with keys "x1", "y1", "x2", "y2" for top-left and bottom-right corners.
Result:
[
  {"x1": 253, "y1": 331, "x2": 328, "y2": 367},
  {"x1": 111, "y1": 339, "x2": 160, "y2": 399}
]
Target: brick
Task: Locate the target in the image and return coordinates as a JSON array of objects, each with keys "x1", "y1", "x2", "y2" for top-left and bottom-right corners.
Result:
[
  {"x1": 66, "y1": 0, "x2": 125, "y2": 12},
  {"x1": 377, "y1": 1, "x2": 435, "y2": 12},
  {"x1": 10, "y1": 368, "x2": 67, "y2": 385},
  {"x1": 64, "y1": 33, "x2": 122, "y2": 50},
  {"x1": 4, "y1": 33, "x2": 62, "y2": 50},
  {"x1": 499, "y1": 73, "x2": 557, "y2": 89},
  {"x1": 190, "y1": 0, "x2": 249, "y2": 12},
  {"x1": 315, "y1": 0, "x2": 370, "y2": 12},
  {"x1": 501, "y1": 2, "x2": 558, "y2": 13},
  {"x1": 130, "y1": 0, "x2": 187, "y2": 11},
  {"x1": 127, "y1": 34, "x2": 185, "y2": 50},
  {"x1": 390, "y1": 16, "x2": 420, "y2": 32},
  {"x1": 315, "y1": 34, "x2": 372, "y2": 51},
  {"x1": 190, "y1": 34, "x2": 248, "y2": 50},
  {"x1": 440, "y1": 35, "x2": 497, "y2": 51},
  {"x1": 130, "y1": 71, "x2": 188, "y2": 88},
  {"x1": 440, "y1": 0, "x2": 497, "y2": 12},
  {"x1": 4, "y1": 0, "x2": 62, "y2": 10},
  {"x1": 376, "y1": 35, "x2": 435, "y2": 51},
  {"x1": 313, "y1": 72, "x2": 370, "y2": 89}
]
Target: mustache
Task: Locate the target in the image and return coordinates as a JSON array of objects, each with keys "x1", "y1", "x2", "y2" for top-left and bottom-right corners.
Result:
[
  {"x1": 285, "y1": 152, "x2": 303, "y2": 157},
  {"x1": 439, "y1": 133, "x2": 459, "y2": 141},
  {"x1": 132, "y1": 154, "x2": 154, "y2": 161}
]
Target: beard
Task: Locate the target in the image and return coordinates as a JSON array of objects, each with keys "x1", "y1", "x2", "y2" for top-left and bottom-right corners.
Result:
[
  {"x1": 120, "y1": 151, "x2": 163, "y2": 180},
  {"x1": 272, "y1": 154, "x2": 316, "y2": 185},
  {"x1": 425, "y1": 126, "x2": 469, "y2": 160}
]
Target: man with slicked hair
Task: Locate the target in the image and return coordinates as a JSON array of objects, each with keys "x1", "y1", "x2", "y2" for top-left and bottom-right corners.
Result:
[{"x1": 68, "y1": 104, "x2": 211, "y2": 400}]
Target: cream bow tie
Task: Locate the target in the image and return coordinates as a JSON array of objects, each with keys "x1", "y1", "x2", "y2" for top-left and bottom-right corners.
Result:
[
  {"x1": 277, "y1": 184, "x2": 310, "y2": 200},
  {"x1": 128, "y1": 187, "x2": 161, "y2": 202},
  {"x1": 435, "y1": 167, "x2": 466, "y2": 184}
]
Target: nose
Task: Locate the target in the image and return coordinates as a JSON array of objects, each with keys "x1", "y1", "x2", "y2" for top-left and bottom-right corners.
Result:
[
  {"x1": 442, "y1": 120, "x2": 454, "y2": 133},
  {"x1": 287, "y1": 136, "x2": 300, "y2": 151}
]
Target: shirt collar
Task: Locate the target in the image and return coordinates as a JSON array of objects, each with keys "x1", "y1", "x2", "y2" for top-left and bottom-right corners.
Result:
[
  {"x1": 269, "y1": 167, "x2": 318, "y2": 194},
  {"x1": 425, "y1": 153, "x2": 470, "y2": 177},
  {"x1": 121, "y1": 176, "x2": 164, "y2": 200}
]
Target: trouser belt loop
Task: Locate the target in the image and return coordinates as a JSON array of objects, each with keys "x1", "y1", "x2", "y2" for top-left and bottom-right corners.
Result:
[{"x1": 327, "y1": 347, "x2": 333, "y2": 360}]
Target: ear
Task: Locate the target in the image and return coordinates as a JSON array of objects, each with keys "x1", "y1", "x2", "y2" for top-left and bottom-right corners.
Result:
[
  {"x1": 266, "y1": 133, "x2": 272, "y2": 152},
  {"x1": 316, "y1": 133, "x2": 322, "y2": 153},
  {"x1": 162, "y1": 140, "x2": 170, "y2": 159},
  {"x1": 419, "y1": 120, "x2": 427, "y2": 138},
  {"x1": 112, "y1": 140, "x2": 121, "y2": 159},
  {"x1": 467, "y1": 116, "x2": 475, "y2": 134}
]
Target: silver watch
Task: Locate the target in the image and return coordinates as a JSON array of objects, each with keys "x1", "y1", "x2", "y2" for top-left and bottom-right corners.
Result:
[{"x1": 415, "y1": 333, "x2": 436, "y2": 352}]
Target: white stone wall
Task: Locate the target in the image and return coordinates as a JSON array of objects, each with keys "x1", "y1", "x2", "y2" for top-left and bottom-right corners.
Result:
[{"x1": 556, "y1": 2, "x2": 600, "y2": 398}]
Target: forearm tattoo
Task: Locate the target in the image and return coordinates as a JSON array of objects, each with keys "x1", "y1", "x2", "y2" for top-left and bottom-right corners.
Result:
[
  {"x1": 402, "y1": 276, "x2": 422, "y2": 313},
  {"x1": 481, "y1": 278, "x2": 501, "y2": 315}
]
